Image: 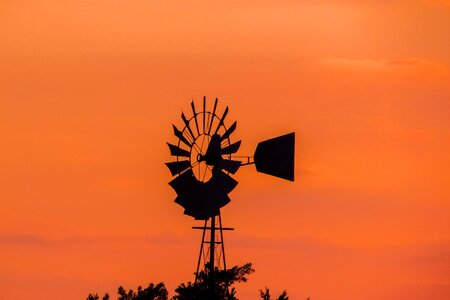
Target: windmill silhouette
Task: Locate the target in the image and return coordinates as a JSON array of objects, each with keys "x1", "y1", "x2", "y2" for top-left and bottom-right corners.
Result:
[{"x1": 166, "y1": 97, "x2": 295, "y2": 279}]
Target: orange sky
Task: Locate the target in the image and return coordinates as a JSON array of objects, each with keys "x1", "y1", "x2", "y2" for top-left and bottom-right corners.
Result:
[{"x1": 1, "y1": 1, "x2": 449, "y2": 299}]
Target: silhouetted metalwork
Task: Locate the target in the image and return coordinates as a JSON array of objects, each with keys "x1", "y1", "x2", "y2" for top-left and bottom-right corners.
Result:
[
  {"x1": 254, "y1": 132, "x2": 295, "y2": 181},
  {"x1": 165, "y1": 97, "x2": 295, "y2": 281}
]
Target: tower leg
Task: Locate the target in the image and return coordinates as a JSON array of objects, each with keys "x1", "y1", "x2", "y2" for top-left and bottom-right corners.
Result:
[
  {"x1": 208, "y1": 216, "x2": 216, "y2": 296},
  {"x1": 209, "y1": 215, "x2": 215, "y2": 274},
  {"x1": 219, "y1": 213, "x2": 227, "y2": 271},
  {"x1": 195, "y1": 219, "x2": 207, "y2": 282}
]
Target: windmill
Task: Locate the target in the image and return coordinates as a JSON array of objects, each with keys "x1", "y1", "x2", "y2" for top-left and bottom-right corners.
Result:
[{"x1": 166, "y1": 97, "x2": 295, "y2": 279}]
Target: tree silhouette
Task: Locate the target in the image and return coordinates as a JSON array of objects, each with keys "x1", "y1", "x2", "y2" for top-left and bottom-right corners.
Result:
[
  {"x1": 86, "y1": 293, "x2": 110, "y2": 300},
  {"x1": 86, "y1": 262, "x2": 290, "y2": 300},
  {"x1": 87, "y1": 283, "x2": 168, "y2": 300},
  {"x1": 117, "y1": 283, "x2": 168, "y2": 300},
  {"x1": 172, "y1": 263, "x2": 254, "y2": 300},
  {"x1": 259, "y1": 287, "x2": 289, "y2": 300}
]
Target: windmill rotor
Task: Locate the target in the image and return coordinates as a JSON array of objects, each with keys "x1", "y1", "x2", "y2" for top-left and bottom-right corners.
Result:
[{"x1": 166, "y1": 97, "x2": 242, "y2": 220}]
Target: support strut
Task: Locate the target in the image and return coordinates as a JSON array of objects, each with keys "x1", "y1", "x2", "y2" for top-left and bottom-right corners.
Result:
[{"x1": 193, "y1": 213, "x2": 234, "y2": 282}]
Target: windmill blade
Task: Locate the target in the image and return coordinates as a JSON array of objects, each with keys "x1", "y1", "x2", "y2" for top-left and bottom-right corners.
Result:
[
  {"x1": 177, "y1": 196, "x2": 213, "y2": 220},
  {"x1": 183, "y1": 196, "x2": 216, "y2": 220},
  {"x1": 220, "y1": 140, "x2": 241, "y2": 155},
  {"x1": 190, "y1": 182, "x2": 231, "y2": 220},
  {"x1": 186, "y1": 206, "x2": 220, "y2": 220},
  {"x1": 220, "y1": 121, "x2": 237, "y2": 142},
  {"x1": 167, "y1": 143, "x2": 191, "y2": 157},
  {"x1": 184, "y1": 183, "x2": 220, "y2": 220},
  {"x1": 170, "y1": 168, "x2": 222, "y2": 220},
  {"x1": 217, "y1": 159, "x2": 241, "y2": 174},
  {"x1": 181, "y1": 112, "x2": 195, "y2": 140},
  {"x1": 207, "y1": 98, "x2": 218, "y2": 135},
  {"x1": 212, "y1": 169, "x2": 238, "y2": 193},
  {"x1": 194, "y1": 213, "x2": 218, "y2": 220},
  {"x1": 203, "y1": 96, "x2": 206, "y2": 133},
  {"x1": 191, "y1": 101, "x2": 200, "y2": 136},
  {"x1": 175, "y1": 196, "x2": 189, "y2": 208},
  {"x1": 173, "y1": 125, "x2": 192, "y2": 147},
  {"x1": 165, "y1": 160, "x2": 191, "y2": 176},
  {"x1": 169, "y1": 169, "x2": 196, "y2": 196},
  {"x1": 214, "y1": 106, "x2": 229, "y2": 135},
  {"x1": 175, "y1": 169, "x2": 233, "y2": 220},
  {"x1": 186, "y1": 192, "x2": 228, "y2": 220},
  {"x1": 174, "y1": 196, "x2": 183, "y2": 205},
  {"x1": 215, "y1": 193, "x2": 231, "y2": 209}
]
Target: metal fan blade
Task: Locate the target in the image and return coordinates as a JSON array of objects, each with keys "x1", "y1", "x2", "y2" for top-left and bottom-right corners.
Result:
[
  {"x1": 183, "y1": 208, "x2": 200, "y2": 219},
  {"x1": 217, "y1": 159, "x2": 241, "y2": 174},
  {"x1": 215, "y1": 193, "x2": 231, "y2": 209},
  {"x1": 172, "y1": 124, "x2": 192, "y2": 147},
  {"x1": 191, "y1": 101, "x2": 200, "y2": 136},
  {"x1": 220, "y1": 121, "x2": 237, "y2": 141},
  {"x1": 212, "y1": 169, "x2": 238, "y2": 193},
  {"x1": 194, "y1": 215, "x2": 215, "y2": 221},
  {"x1": 202, "y1": 96, "x2": 206, "y2": 133},
  {"x1": 214, "y1": 106, "x2": 229, "y2": 135},
  {"x1": 176, "y1": 197, "x2": 209, "y2": 219},
  {"x1": 170, "y1": 169, "x2": 213, "y2": 219},
  {"x1": 170, "y1": 167, "x2": 235, "y2": 219},
  {"x1": 185, "y1": 207, "x2": 220, "y2": 220},
  {"x1": 175, "y1": 196, "x2": 189, "y2": 207},
  {"x1": 207, "y1": 98, "x2": 218, "y2": 135},
  {"x1": 165, "y1": 160, "x2": 191, "y2": 176},
  {"x1": 182, "y1": 189, "x2": 215, "y2": 220},
  {"x1": 185, "y1": 192, "x2": 228, "y2": 220},
  {"x1": 192, "y1": 182, "x2": 228, "y2": 219},
  {"x1": 169, "y1": 169, "x2": 196, "y2": 195},
  {"x1": 184, "y1": 201, "x2": 215, "y2": 220},
  {"x1": 167, "y1": 143, "x2": 191, "y2": 157},
  {"x1": 220, "y1": 140, "x2": 241, "y2": 155},
  {"x1": 181, "y1": 112, "x2": 195, "y2": 140}
]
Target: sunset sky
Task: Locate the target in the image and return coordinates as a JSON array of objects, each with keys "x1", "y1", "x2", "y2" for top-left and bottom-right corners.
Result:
[{"x1": 1, "y1": 1, "x2": 449, "y2": 299}]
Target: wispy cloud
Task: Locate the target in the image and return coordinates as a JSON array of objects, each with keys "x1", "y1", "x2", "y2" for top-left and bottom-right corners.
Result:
[
  {"x1": 0, "y1": 233, "x2": 49, "y2": 245},
  {"x1": 0, "y1": 232, "x2": 190, "y2": 247},
  {"x1": 427, "y1": 0, "x2": 450, "y2": 7},
  {"x1": 321, "y1": 57, "x2": 426, "y2": 70},
  {"x1": 0, "y1": 233, "x2": 93, "y2": 246},
  {"x1": 231, "y1": 233, "x2": 358, "y2": 255}
]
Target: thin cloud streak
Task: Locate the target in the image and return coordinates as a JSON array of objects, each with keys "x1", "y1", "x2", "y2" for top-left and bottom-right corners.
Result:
[
  {"x1": 320, "y1": 57, "x2": 448, "y2": 71},
  {"x1": 0, "y1": 232, "x2": 192, "y2": 247}
]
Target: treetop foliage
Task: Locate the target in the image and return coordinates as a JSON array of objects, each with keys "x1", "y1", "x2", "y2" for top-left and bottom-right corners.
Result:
[{"x1": 87, "y1": 263, "x2": 289, "y2": 300}]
